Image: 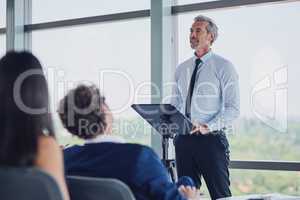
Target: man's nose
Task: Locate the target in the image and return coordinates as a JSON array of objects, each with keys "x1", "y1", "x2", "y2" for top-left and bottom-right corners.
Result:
[{"x1": 190, "y1": 31, "x2": 196, "y2": 38}]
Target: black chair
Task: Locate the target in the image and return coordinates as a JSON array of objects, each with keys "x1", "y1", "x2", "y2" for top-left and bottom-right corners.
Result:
[
  {"x1": 67, "y1": 176, "x2": 136, "y2": 200},
  {"x1": 0, "y1": 167, "x2": 63, "y2": 200}
]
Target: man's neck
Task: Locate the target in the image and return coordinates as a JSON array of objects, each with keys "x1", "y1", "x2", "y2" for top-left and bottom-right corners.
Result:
[{"x1": 195, "y1": 47, "x2": 210, "y2": 58}]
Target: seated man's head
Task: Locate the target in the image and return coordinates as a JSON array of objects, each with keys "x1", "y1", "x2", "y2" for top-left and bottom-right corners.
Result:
[{"x1": 58, "y1": 85, "x2": 113, "y2": 139}]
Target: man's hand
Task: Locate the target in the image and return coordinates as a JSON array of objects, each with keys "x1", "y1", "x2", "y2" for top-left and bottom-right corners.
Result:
[
  {"x1": 190, "y1": 123, "x2": 210, "y2": 135},
  {"x1": 178, "y1": 185, "x2": 200, "y2": 200}
]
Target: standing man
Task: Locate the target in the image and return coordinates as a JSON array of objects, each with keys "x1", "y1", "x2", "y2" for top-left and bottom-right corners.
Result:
[{"x1": 171, "y1": 15, "x2": 240, "y2": 200}]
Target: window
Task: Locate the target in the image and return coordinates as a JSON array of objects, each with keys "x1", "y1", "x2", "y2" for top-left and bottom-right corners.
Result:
[
  {"x1": 197, "y1": 169, "x2": 300, "y2": 196},
  {"x1": 230, "y1": 169, "x2": 300, "y2": 196},
  {"x1": 31, "y1": 19, "x2": 151, "y2": 146},
  {"x1": 0, "y1": 35, "x2": 5, "y2": 57},
  {"x1": 32, "y1": 0, "x2": 150, "y2": 23},
  {"x1": 0, "y1": 0, "x2": 5, "y2": 27},
  {"x1": 176, "y1": 0, "x2": 216, "y2": 5},
  {"x1": 177, "y1": 1, "x2": 300, "y2": 161}
]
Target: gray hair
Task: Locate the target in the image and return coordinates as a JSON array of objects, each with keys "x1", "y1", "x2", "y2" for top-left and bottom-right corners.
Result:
[{"x1": 194, "y1": 15, "x2": 218, "y2": 44}]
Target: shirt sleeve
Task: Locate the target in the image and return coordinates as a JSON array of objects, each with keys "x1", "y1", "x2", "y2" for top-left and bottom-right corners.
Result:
[
  {"x1": 170, "y1": 67, "x2": 183, "y2": 112},
  {"x1": 134, "y1": 146, "x2": 187, "y2": 200},
  {"x1": 207, "y1": 61, "x2": 240, "y2": 132}
]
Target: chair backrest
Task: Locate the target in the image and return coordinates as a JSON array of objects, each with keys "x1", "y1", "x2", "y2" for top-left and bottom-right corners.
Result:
[
  {"x1": 67, "y1": 176, "x2": 136, "y2": 200},
  {"x1": 0, "y1": 167, "x2": 63, "y2": 200}
]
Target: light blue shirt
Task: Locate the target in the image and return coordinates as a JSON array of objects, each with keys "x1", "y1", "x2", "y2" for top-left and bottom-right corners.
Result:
[{"x1": 171, "y1": 51, "x2": 240, "y2": 131}]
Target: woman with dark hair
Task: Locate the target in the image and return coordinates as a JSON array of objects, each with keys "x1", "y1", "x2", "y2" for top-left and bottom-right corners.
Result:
[
  {"x1": 0, "y1": 51, "x2": 69, "y2": 200},
  {"x1": 59, "y1": 84, "x2": 199, "y2": 200}
]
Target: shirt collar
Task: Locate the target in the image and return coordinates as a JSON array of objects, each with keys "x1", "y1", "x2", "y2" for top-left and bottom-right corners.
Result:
[
  {"x1": 85, "y1": 134, "x2": 125, "y2": 144},
  {"x1": 194, "y1": 50, "x2": 213, "y2": 63}
]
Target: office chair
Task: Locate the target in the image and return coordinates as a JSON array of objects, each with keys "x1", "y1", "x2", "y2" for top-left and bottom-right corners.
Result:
[
  {"x1": 67, "y1": 176, "x2": 136, "y2": 200},
  {"x1": 0, "y1": 167, "x2": 63, "y2": 200}
]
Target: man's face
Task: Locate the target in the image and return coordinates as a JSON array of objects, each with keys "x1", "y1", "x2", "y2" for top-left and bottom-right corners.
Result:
[{"x1": 190, "y1": 21, "x2": 213, "y2": 50}]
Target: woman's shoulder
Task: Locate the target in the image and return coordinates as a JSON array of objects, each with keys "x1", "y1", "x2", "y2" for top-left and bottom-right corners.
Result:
[
  {"x1": 35, "y1": 135, "x2": 62, "y2": 171},
  {"x1": 38, "y1": 135, "x2": 58, "y2": 146},
  {"x1": 37, "y1": 136, "x2": 60, "y2": 156}
]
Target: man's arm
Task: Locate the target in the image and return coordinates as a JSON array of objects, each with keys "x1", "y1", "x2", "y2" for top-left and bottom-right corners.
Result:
[
  {"x1": 207, "y1": 62, "x2": 240, "y2": 132},
  {"x1": 134, "y1": 146, "x2": 193, "y2": 200},
  {"x1": 170, "y1": 68, "x2": 183, "y2": 111}
]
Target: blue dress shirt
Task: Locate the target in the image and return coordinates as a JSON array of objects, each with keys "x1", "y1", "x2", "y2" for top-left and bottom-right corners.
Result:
[
  {"x1": 64, "y1": 142, "x2": 194, "y2": 200},
  {"x1": 171, "y1": 51, "x2": 240, "y2": 131}
]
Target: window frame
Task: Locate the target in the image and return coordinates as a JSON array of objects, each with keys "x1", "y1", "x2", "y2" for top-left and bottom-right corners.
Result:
[{"x1": 4, "y1": 0, "x2": 300, "y2": 171}]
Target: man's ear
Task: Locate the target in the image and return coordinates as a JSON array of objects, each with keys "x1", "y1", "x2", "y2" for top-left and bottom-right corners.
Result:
[{"x1": 208, "y1": 32, "x2": 214, "y2": 44}]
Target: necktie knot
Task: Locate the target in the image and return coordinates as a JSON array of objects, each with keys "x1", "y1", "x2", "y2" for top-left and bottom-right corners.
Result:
[{"x1": 195, "y1": 58, "x2": 202, "y2": 68}]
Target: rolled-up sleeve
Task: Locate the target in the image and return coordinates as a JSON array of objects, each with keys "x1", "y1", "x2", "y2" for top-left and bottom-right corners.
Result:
[
  {"x1": 207, "y1": 62, "x2": 240, "y2": 131},
  {"x1": 170, "y1": 68, "x2": 183, "y2": 112}
]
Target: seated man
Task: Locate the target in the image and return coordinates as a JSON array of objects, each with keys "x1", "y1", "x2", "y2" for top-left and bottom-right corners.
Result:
[{"x1": 58, "y1": 84, "x2": 199, "y2": 200}]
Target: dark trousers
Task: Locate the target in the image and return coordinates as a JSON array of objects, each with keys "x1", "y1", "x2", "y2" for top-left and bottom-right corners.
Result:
[{"x1": 175, "y1": 131, "x2": 231, "y2": 200}]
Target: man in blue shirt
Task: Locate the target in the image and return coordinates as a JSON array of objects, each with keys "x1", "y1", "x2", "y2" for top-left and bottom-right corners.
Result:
[
  {"x1": 171, "y1": 15, "x2": 240, "y2": 200},
  {"x1": 59, "y1": 85, "x2": 199, "y2": 200}
]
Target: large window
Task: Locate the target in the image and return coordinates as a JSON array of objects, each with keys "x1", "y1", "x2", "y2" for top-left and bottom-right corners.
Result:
[
  {"x1": 0, "y1": 35, "x2": 5, "y2": 57},
  {"x1": 32, "y1": 0, "x2": 150, "y2": 23},
  {"x1": 0, "y1": 0, "x2": 5, "y2": 27},
  {"x1": 32, "y1": 19, "x2": 151, "y2": 146},
  {"x1": 177, "y1": 1, "x2": 300, "y2": 161},
  {"x1": 198, "y1": 169, "x2": 300, "y2": 196},
  {"x1": 230, "y1": 169, "x2": 300, "y2": 196}
]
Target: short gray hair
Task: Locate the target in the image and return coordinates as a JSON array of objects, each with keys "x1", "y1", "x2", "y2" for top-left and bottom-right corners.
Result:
[{"x1": 194, "y1": 15, "x2": 218, "y2": 44}]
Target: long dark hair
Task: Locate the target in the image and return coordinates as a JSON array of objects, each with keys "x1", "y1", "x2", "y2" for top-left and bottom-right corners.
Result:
[{"x1": 0, "y1": 51, "x2": 55, "y2": 167}]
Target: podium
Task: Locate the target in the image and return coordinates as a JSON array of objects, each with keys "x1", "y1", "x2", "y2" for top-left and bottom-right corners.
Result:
[{"x1": 131, "y1": 104, "x2": 193, "y2": 182}]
